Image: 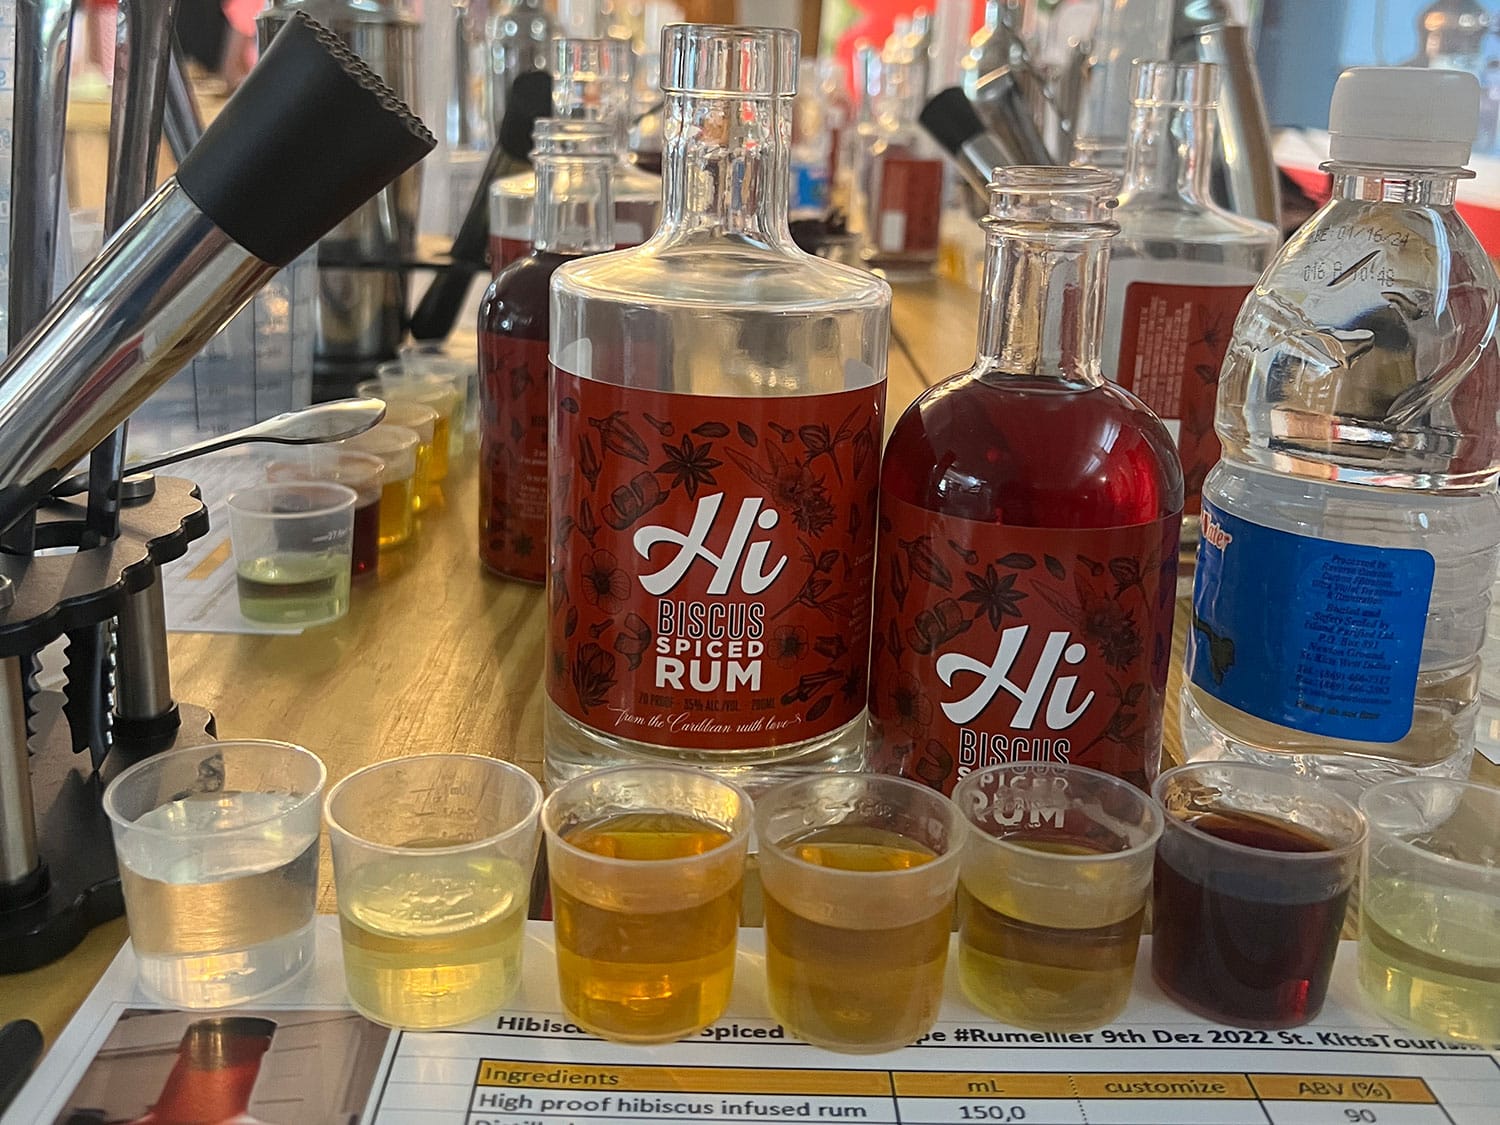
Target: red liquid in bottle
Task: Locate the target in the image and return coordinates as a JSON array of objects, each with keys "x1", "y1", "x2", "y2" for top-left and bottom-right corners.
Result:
[
  {"x1": 1151, "y1": 811, "x2": 1350, "y2": 1028},
  {"x1": 869, "y1": 169, "x2": 1183, "y2": 795},
  {"x1": 478, "y1": 251, "x2": 574, "y2": 583}
]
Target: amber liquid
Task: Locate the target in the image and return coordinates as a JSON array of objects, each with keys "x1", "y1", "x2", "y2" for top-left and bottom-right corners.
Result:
[
  {"x1": 1152, "y1": 810, "x2": 1349, "y2": 1027},
  {"x1": 552, "y1": 811, "x2": 741, "y2": 1043},
  {"x1": 764, "y1": 826, "x2": 951, "y2": 1053},
  {"x1": 959, "y1": 835, "x2": 1144, "y2": 1030},
  {"x1": 478, "y1": 251, "x2": 575, "y2": 582},
  {"x1": 377, "y1": 478, "x2": 416, "y2": 547}
]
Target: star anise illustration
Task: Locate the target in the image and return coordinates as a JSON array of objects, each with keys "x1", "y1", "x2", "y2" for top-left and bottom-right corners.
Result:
[
  {"x1": 656, "y1": 434, "x2": 723, "y2": 499},
  {"x1": 960, "y1": 564, "x2": 1028, "y2": 629}
]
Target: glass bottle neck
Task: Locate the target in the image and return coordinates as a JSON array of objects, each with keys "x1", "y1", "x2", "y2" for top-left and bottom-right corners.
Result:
[
  {"x1": 657, "y1": 92, "x2": 794, "y2": 246},
  {"x1": 1327, "y1": 164, "x2": 1462, "y2": 206},
  {"x1": 1122, "y1": 101, "x2": 1214, "y2": 205},
  {"x1": 534, "y1": 157, "x2": 614, "y2": 253},
  {"x1": 976, "y1": 226, "x2": 1110, "y2": 386}
]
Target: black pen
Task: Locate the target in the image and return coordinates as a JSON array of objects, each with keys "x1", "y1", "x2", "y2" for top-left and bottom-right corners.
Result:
[{"x1": 0, "y1": 1019, "x2": 43, "y2": 1115}]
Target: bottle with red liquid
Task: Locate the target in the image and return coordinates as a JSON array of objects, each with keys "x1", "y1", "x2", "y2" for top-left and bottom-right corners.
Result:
[
  {"x1": 870, "y1": 167, "x2": 1183, "y2": 794},
  {"x1": 479, "y1": 119, "x2": 615, "y2": 581},
  {"x1": 128, "y1": 1017, "x2": 276, "y2": 1124}
]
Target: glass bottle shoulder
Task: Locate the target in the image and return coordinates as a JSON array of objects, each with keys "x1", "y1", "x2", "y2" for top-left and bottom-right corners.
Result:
[
  {"x1": 1112, "y1": 195, "x2": 1279, "y2": 257},
  {"x1": 480, "y1": 251, "x2": 570, "y2": 341},
  {"x1": 882, "y1": 365, "x2": 1184, "y2": 528},
  {"x1": 553, "y1": 237, "x2": 891, "y2": 315}
]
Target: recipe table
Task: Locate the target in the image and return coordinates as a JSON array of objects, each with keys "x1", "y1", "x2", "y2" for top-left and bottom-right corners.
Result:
[{"x1": 3, "y1": 276, "x2": 1495, "y2": 1054}]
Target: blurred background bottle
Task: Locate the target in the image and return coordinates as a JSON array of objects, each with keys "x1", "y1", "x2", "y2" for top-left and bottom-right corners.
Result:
[{"x1": 1103, "y1": 60, "x2": 1278, "y2": 543}]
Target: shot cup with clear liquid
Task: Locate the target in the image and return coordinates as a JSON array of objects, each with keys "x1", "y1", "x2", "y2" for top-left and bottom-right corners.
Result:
[
  {"x1": 755, "y1": 773, "x2": 965, "y2": 1053},
  {"x1": 325, "y1": 754, "x2": 543, "y2": 1028},
  {"x1": 952, "y1": 763, "x2": 1163, "y2": 1031},
  {"x1": 542, "y1": 766, "x2": 753, "y2": 1044},
  {"x1": 226, "y1": 482, "x2": 355, "y2": 626},
  {"x1": 103, "y1": 740, "x2": 326, "y2": 1008},
  {"x1": 1359, "y1": 777, "x2": 1500, "y2": 1044}
]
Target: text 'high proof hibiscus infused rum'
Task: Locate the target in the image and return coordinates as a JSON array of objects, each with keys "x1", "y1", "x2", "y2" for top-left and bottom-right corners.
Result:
[
  {"x1": 870, "y1": 168, "x2": 1183, "y2": 794},
  {"x1": 546, "y1": 24, "x2": 892, "y2": 790}
]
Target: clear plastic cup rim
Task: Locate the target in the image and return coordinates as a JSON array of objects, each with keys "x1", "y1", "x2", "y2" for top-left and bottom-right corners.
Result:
[
  {"x1": 953, "y1": 761, "x2": 1164, "y2": 863},
  {"x1": 227, "y1": 481, "x2": 359, "y2": 519},
  {"x1": 541, "y1": 763, "x2": 753, "y2": 869},
  {"x1": 1153, "y1": 761, "x2": 1366, "y2": 861},
  {"x1": 265, "y1": 450, "x2": 384, "y2": 492},
  {"x1": 754, "y1": 772, "x2": 965, "y2": 878},
  {"x1": 376, "y1": 357, "x2": 472, "y2": 380},
  {"x1": 324, "y1": 753, "x2": 543, "y2": 858},
  {"x1": 357, "y1": 378, "x2": 459, "y2": 410},
  {"x1": 102, "y1": 739, "x2": 328, "y2": 836},
  {"x1": 1358, "y1": 776, "x2": 1500, "y2": 874}
]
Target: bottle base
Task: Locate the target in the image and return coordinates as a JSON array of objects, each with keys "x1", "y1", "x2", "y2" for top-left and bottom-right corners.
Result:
[
  {"x1": 543, "y1": 704, "x2": 868, "y2": 795},
  {"x1": 1178, "y1": 687, "x2": 1474, "y2": 798}
]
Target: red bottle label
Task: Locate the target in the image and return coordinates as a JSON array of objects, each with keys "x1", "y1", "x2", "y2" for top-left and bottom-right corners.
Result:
[
  {"x1": 480, "y1": 333, "x2": 550, "y2": 581},
  {"x1": 1114, "y1": 281, "x2": 1250, "y2": 515},
  {"x1": 549, "y1": 368, "x2": 885, "y2": 750},
  {"x1": 875, "y1": 153, "x2": 943, "y2": 254},
  {"x1": 869, "y1": 494, "x2": 1180, "y2": 793}
]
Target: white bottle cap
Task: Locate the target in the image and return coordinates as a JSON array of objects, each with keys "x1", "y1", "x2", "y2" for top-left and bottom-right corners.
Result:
[{"x1": 1329, "y1": 67, "x2": 1480, "y2": 167}]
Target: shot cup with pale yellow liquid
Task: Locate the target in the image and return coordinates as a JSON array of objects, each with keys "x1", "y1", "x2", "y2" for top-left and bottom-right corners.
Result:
[
  {"x1": 952, "y1": 763, "x2": 1162, "y2": 1032},
  {"x1": 325, "y1": 755, "x2": 543, "y2": 1029}
]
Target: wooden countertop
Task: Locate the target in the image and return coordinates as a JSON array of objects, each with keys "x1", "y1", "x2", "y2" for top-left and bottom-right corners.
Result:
[{"x1": 4, "y1": 275, "x2": 1496, "y2": 1054}]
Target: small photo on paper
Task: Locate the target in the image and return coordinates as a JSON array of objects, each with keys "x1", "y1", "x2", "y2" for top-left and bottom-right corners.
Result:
[{"x1": 52, "y1": 1007, "x2": 390, "y2": 1124}]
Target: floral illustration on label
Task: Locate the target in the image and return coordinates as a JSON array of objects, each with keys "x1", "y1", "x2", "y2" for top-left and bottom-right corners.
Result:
[
  {"x1": 480, "y1": 333, "x2": 551, "y2": 582},
  {"x1": 1115, "y1": 281, "x2": 1250, "y2": 516},
  {"x1": 869, "y1": 494, "x2": 1180, "y2": 793},
  {"x1": 549, "y1": 368, "x2": 884, "y2": 751}
]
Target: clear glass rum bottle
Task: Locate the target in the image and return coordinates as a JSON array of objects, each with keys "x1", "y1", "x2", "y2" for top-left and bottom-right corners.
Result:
[{"x1": 546, "y1": 23, "x2": 891, "y2": 791}]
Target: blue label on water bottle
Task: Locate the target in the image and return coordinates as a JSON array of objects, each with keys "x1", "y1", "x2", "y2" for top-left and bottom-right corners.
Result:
[{"x1": 1189, "y1": 502, "x2": 1435, "y2": 743}]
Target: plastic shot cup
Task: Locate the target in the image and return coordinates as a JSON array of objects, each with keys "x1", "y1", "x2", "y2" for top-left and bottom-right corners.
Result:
[
  {"x1": 104, "y1": 740, "x2": 326, "y2": 1008},
  {"x1": 1358, "y1": 777, "x2": 1500, "y2": 1044},
  {"x1": 266, "y1": 449, "x2": 384, "y2": 577},
  {"x1": 755, "y1": 773, "x2": 965, "y2": 1053},
  {"x1": 542, "y1": 765, "x2": 753, "y2": 1044},
  {"x1": 341, "y1": 424, "x2": 420, "y2": 545},
  {"x1": 325, "y1": 754, "x2": 543, "y2": 1029},
  {"x1": 379, "y1": 399, "x2": 441, "y2": 510},
  {"x1": 952, "y1": 762, "x2": 1162, "y2": 1031},
  {"x1": 226, "y1": 482, "x2": 356, "y2": 626},
  {"x1": 399, "y1": 343, "x2": 479, "y2": 435},
  {"x1": 1151, "y1": 762, "x2": 1365, "y2": 1028},
  {"x1": 366, "y1": 361, "x2": 465, "y2": 469}
]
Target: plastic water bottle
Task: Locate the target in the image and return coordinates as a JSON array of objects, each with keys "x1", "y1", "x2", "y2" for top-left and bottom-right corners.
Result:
[{"x1": 1181, "y1": 67, "x2": 1500, "y2": 789}]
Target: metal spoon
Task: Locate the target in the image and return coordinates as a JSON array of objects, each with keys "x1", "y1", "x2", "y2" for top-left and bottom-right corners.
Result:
[{"x1": 49, "y1": 398, "x2": 388, "y2": 498}]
